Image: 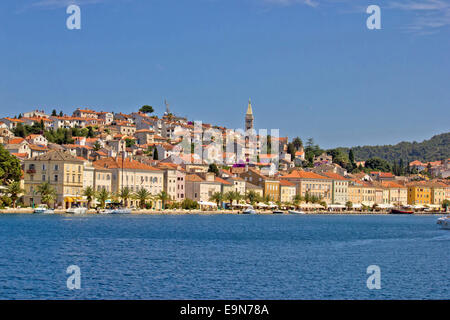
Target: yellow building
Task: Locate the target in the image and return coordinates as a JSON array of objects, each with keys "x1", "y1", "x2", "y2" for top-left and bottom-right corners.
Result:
[
  {"x1": 281, "y1": 170, "x2": 332, "y2": 204},
  {"x1": 430, "y1": 182, "x2": 446, "y2": 205},
  {"x1": 23, "y1": 150, "x2": 84, "y2": 208},
  {"x1": 240, "y1": 168, "x2": 280, "y2": 201},
  {"x1": 348, "y1": 180, "x2": 363, "y2": 205},
  {"x1": 407, "y1": 183, "x2": 431, "y2": 205},
  {"x1": 279, "y1": 180, "x2": 296, "y2": 204}
]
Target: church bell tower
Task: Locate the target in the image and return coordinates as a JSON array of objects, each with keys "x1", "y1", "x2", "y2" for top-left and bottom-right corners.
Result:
[{"x1": 245, "y1": 99, "x2": 254, "y2": 131}]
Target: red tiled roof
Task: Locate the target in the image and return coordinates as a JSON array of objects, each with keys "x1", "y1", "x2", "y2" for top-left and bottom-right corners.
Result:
[
  {"x1": 279, "y1": 180, "x2": 295, "y2": 186},
  {"x1": 282, "y1": 170, "x2": 330, "y2": 180},
  {"x1": 93, "y1": 157, "x2": 161, "y2": 171},
  {"x1": 320, "y1": 172, "x2": 347, "y2": 180}
]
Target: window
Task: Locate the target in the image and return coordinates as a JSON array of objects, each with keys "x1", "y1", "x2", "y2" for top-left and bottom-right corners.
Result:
[
  {"x1": 42, "y1": 175, "x2": 46, "y2": 181},
  {"x1": 54, "y1": 175, "x2": 58, "y2": 182},
  {"x1": 54, "y1": 165, "x2": 59, "y2": 171},
  {"x1": 42, "y1": 164, "x2": 46, "y2": 170}
]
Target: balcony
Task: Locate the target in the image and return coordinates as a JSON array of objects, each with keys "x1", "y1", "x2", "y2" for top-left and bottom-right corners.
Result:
[{"x1": 26, "y1": 168, "x2": 36, "y2": 174}]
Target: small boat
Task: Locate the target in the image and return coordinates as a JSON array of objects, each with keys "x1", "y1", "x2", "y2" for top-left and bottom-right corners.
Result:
[
  {"x1": 242, "y1": 206, "x2": 256, "y2": 214},
  {"x1": 66, "y1": 206, "x2": 87, "y2": 215},
  {"x1": 390, "y1": 208, "x2": 414, "y2": 214},
  {"x1": 101, "y1": 208, "x2": 132, "y2": 214},
  {"x1": 272, "y1": 210, "x2": 284, "y2": 214},
  {"x1": 33, "y1": 205, "x2": 54, "y2": 214},
  {"x1": 289, "y1": 210, "x2": 306, "y2": 215},
  {"x1": 437, "y1": 216, "x2": 450, "y2": 230}
]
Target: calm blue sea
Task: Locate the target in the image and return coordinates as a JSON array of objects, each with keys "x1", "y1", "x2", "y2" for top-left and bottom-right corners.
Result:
[{"x1": 0, "y1": 214, "x2": 448, "y2": 300}]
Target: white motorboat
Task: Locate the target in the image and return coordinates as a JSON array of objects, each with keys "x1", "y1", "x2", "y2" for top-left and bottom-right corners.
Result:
[
  {"x1": 242, "y1": 206, "x2": 256, "y2": 214},
  {"x1": 289, "y1": 210, "x2": 306, "y2": 215},
  {"x1": 66, "y1": 207, "x2": 87, "y2": 215},
  {"x1": 437, "y1": 216, "x2": 450, "y2": 230},
  {"x1": 101, "y1": 208, "x2": 132, "y2": 214},
  {"x1": 33, "y1": 205, "x2": 54, "y2": 214}
]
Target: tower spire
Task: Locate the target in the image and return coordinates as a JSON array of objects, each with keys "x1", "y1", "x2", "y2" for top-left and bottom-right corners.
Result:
[{"x1": 246, "y1": 98, "x2": 253, "y2": 116}]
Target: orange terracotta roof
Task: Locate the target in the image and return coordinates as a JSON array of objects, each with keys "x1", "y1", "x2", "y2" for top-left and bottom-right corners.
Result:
[
  {"x1": 282, "y1": 170, "x2": 330, "y2": 180},
  {"x1": 11, "y1": 152, "x2": 28, "y2": 158},
  {"x1": 185, "y1": 174, "x2": 204, "y2": 182},
  {"x1": 279, "y1": 180, "x2": 295, "y2": 186},
  {"x1": 93, "y1": 157, "x2": 161, "y2": 171},
  {"x1": 320, "y1": 172, "x2": 347, "y2": 180},
  {"x1": 381, "y1": 181, "x2": 406, "y2": 189},
  {"x1": 8, "y1": 137, "x2": 26, "y2": 144},
  {"x1": 215, "y1": 177, "x2": 231, "y2": 185}
]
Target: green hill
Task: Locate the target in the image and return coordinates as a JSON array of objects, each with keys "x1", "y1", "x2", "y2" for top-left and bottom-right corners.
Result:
[{"x1": 338, "y1": 132, "x2": 450, "y2": 163}]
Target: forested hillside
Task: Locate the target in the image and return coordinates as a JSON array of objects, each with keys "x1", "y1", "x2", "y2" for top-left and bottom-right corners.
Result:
[{"x1": 338, "y1": 133, "x2": 450, "y2": 163}]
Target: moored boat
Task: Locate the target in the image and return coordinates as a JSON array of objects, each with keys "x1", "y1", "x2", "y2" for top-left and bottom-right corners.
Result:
[
  {"x1": 242, "y1": 206, "x2": 256, "y2": 214},
  {"x1": 33, "y1": 205, "x2": 54, "y2": 214},
  {"x1": 289, "y1": 210, "x2": 306, "y2": 215},
  {"x1": 390, "y1": 208, "x2": 414, "y2": 214},
  {"x1": 66, "y1": 206, "x2": 87, "y2": 215},
  {"x1": 272, "y1": 210, "x2": 284, "y2": 214},
  {"x1": 437, "y1": 216, "x2": 450, "y2": 230}
]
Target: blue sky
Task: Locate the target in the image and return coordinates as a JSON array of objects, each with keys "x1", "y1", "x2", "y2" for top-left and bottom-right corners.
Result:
[{"x1": 0, "y1": 0, "x2": 449, "y2": 149}]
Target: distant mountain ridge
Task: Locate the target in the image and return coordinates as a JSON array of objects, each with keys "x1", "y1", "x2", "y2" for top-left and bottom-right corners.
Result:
[{"x1": 337, "y1": 132, "x2": 450, "y2": 163}]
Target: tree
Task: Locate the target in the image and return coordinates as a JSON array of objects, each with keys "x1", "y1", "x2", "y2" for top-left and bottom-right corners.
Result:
[
  {"x1": 0, "y1": 144, "x2": 22, "y2": 184},
  {"x1": 96, "y1": 188, "x2": 110, "y2": 208},
  {"x1": 93, "y1": 141, "x2": 101, "y2": 151},
  {"x1": 157, "y1": 191, "x2": 169, "y2": 210},
  {"x1": 51, "y1": 109, "x2": 57, "y2": 116},
  {"x1": 13, "y1": 123, "x2": 26, "y2": 138},
  {"x1": 346, "y1": 201, "x2": 353, "y2": 210},
  {"x1": 125, "y1": 138, "x2": 135, "y2": 148},
  {"x1": 139, "y1": 105, "x2": 154, "y2": 114},
  {"x1": 37, "y1": 182, "x2": 57, "y2": 207},
  {"x1": 224, "y1": 191, "x2": 235, "y2": 206},
  {"x1": 82, "y1": 186, "x2": 95, "y2": 209},
  {"x1": 245, "y1": 190, "x2": 260, "y2": 205},
  {"x1": 209, "y1": 192, "x2": 223, "y2": 208},
  {"x1": 59, "y1": 111, "x2": 64, "y2": 117},
  {"x1": 365, "y1": 157, "x2": 391, "y2": 172},
  {"x1": 6, "y1": 181, "x2": 24, "y2": 208},
  {"x1": 208, "y1": 163, "x2": 219, "y2": 175},
  {"x1": 134, "y1": 188, "x2": 152, "y2": 209},
  {"x1": 442, "y1": 199, "x2": 450, "y2": 211},
  {"x1": 292, "y1": 137, "x2": 303, "y2": 150},
  {"x1": 118, "y1": 187, "x2": 132, "y2": 207},
  {"x1": 293, "y1": 194, "x2": 303, "y2": 208}
]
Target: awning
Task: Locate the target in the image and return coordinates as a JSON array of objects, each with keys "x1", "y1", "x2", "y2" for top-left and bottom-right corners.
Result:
[
  {"x1": 376, "y1": 203, "x2": 394, "y2": 209},
  {"x1": 256, "y1": 202, "x2": 268, "y2": 207},
  {"x1": 328, "y1": 204, "x2": 346, "y2": 209},
  {"x1": 64, "y1": 197, "x2": 74, "y2": 202}
]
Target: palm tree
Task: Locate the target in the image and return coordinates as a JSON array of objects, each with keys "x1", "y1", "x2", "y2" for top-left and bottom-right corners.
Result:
[
  {"x1": 118, "y1": 187, "x2": 132, "y2": 207},
  {"x1": 96, "y1": 188, "x2": 110, "y2": 209},
  {"x1": 134, "y1": 188, "x2": 151, "y2": 209},
  {"x1": 209, "y1": 192, "x2": 223, "y2": 208},
  {"x1": 346, "y1": 201, "x2": 353, "y2": 210},
  {"x1": 224, "y1": 191, "x2": 235, "y2": 206},
  {"x1": 6, "y1": 181, "x2": 24, "y2": 208},
  {"x1": 37, "y1": 182, "x2": 57, "y2": 207},
  {"x1": 82, "y1": 186, "x2": 95, "y2": 209},
  {"x1": 156, "y1": 191, "x2": 169, "y2": 210},
  {"x1": 293, "y1": 194, "x2": 303, "y2": 208},
  {"x1": 232, "y1": 190, "x2": 242, "y2": 204},
  {"x1": 245, "y1": 190, "x2": 260, "y2": 205}
]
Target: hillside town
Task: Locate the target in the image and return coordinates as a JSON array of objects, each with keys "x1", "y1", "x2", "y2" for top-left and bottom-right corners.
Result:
[{"x1": 0, "y1": 101, "x2": 449, "y2": 212}]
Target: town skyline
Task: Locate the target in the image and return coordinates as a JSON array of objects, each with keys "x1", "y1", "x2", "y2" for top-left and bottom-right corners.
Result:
[{"x1": 1, "y1": 1, "x2": 449, "y2": 149}]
